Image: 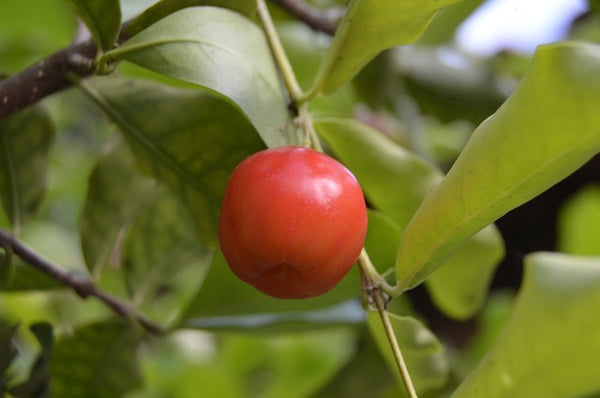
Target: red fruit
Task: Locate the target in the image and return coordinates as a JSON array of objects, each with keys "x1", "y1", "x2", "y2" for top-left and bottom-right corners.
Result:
[{"x1": 218, "y1": 146, "x2": 368, "y2": 299}]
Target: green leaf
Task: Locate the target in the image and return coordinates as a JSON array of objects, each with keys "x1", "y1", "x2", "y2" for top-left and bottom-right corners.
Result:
[
  {"x1": 0, "y1": 255, "x2": 62, "y2": 291},
  {"x1": 367, "y1": 312, "x2": 448, "y2": 394},
  {"x1": 0, "y1": 106, "x2": 55, "y2": 232},
  {"x1": 425, "y1": 225, "x2": 504, "y2": 320},
  {"x1": 78, "y1": 76, "x2": 265, "y2": 246},
  {"x1": 454, "y1": 253, "x2": 600, "y2": 398},
  {"x1": 364, "y1": 210, "x2": 403, "y2": 275},
  {"x1": 557, "y1": 184, "x2": 600, "y2": 256},
  {"x1": 396, "y1": 42, "x2": 600, "y2": 290},
  {"x1": 125, "y1": 0, "x2": 257, "y2": 37},
  {"x1": 80, "y1": 141, "x2": 156, "y2": 278},
  {"x1": 107, "y1": 6, "x2": 292, "y2": 148},
  {"x1": 0, "y1": 323, "x2": 19, "y2": 383},
  {"x1": 49, "y1": 320, "x2": 142, "y2": 398},
  {"x1": 310, "y1": 0, "x2": 463, "y2": 95},
  {"x1": 122, "y1": 186, "x2": 213, "y2": 327},
  {"x1": 314, "y1": 117, "x2": 441, "y2": 228},
  {"x1": 64, "y1": 0, "x2": 121, "y2": 51}
]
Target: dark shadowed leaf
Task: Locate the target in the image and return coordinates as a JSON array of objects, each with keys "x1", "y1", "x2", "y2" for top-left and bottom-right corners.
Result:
[
  {"x1": 49, "y1": 320, "x2": 142, "y2": 398},
  {"x1": 9, "y1": 323, "x2": 53, "y2": 398},
  {"x1": 64, "y1": 0, "x2": 121, "y2": 51},
  {"x1": 454, "y1": 253, "x2": 600, "y2": 398},
  {"x1": 122, "y1": 186, "x2": 213, "y2": 327},
  {"x1": 395, "y1": 42, "x2": 600, "y2": 290},
  {"x1": 80, "y1": 140, "x2": 156, "y2": 278},
  {"x1": 77, "y1": 76, "x2": 265, "y2": 246},
  {"x1": 310, "y1": 0, "x2": 463, "y2": 95},
  {"x1": 0, "y1": 323, "x2": 19, "y2": 385},
  {"x1": 106, "y1": 7, "x2": 292, "y2": 147},
  {"x1": 0, "y1": 106, "x2": 55, "y2": 233}
]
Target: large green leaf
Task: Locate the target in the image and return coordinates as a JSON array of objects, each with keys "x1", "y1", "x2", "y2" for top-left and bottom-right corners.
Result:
[
  {"x1": 315, "y1": 117, "x2": 504, "y2": 317},
  {"x1": 106, "y1": 6, "x2": 292, "y2": 148},
  {"x1": 49, "y1": 320, "x2": 142, "y2": 397},
  {"x1": 425, "y1": 224, "x2": 504, "y2": 320},
  {"x1": 309, "y1": 0, "x2": 462, "y2": 96},
  {"x1": 454, "y1": 253, "x2": 600, "y2": 397},
  {"x1": 64, "y1": 0, "x2": 121, "y2": 51},
  {"x1": 0, "y1": 106, "x2": 55, "y2": 233},
  {"x1": 125, "y1": 0, "x2": 257, "y2": 37},
  {"x1": 80, "y1": 141, "x2": 156, "y2": 278},
  {"x1": 367, "y1": 312, "x2": 448, "y2": 394},
  {"x1": 77, "y1": 76, "x2": 265, "y2": 246},
  {"x1": 122, "y1": 186, "x2": 213, "y2": 327},
  {"x1": 396, "y1": 42, "x2": 600, "y2": 290}
]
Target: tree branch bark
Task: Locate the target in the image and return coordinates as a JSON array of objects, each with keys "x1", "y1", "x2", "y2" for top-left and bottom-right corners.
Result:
[
  {"x1": 270, "y1": 0, "x2": 342, "y2": 35},
  {"x1": 0, "y1": 227, "x2": 162, "y2": 335}
]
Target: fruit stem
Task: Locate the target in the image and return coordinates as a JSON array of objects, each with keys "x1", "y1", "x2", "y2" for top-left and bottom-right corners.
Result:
[
  {"x1": 257, "y1": 0, "x2": 305, "y2": 105},
  {"x1": 358, "y1": 249, "x2": 418, "y2": 398}
]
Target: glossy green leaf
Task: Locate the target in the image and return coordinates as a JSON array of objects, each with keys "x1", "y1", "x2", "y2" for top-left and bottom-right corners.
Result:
[
  {"x1": 125, "y1": 0, "x2": 257, "y2": 37},
  {"x1": 80, "y1": 141, "x2": 156, "y2": 278},
  {"x1": 64, "y1": 0, "x2": 121, "y2": 51},
  {"x1": 315, "y1": 117, "x2": 441, "y2": 228},
  {"x1": 396, "y1": 42, "x2": 600, "y2": 290},
  {"x1": 78, "y1": 76, "x2": 265, "y2": 246},
  {"x1": 0, "y1": 106, "x2": 55, "y2": 232},
  {"x1": 182, "y1": 250, "x2": 361, "y2": 325},
  {"x1": 367, "y1": 312, "x2": 448, "y2": 394},
  {"x1": 426, "y1": 224, "x2": 504, "y2": 320},
  {"x1": 557, "y1": 184, "x2": 600, "y2": 256},
  {"x1": 364, "y1": 210, "x2": 403, "y2": 275},
  {"x1": 454, "y1": 253, "x2": 600, "y2": 398},
  {"x1": 123, "y1": 187, "x2": 213, "y2": 327},
  {"x1": 107, "y1": 7, "x2": 292, "y2": 148},
  {"x1": 49, "y1": 320, "x2": 142, "y2": 397},
  {"x1": 310, "y1": 0, "x2": 462, "y2": 95}
]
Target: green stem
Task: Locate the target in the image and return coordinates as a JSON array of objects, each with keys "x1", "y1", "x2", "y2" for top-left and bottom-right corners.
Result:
[
  {"x1": 358, "y1": 252, "x2": 418, "y2": 398},
  {"x1": 256, "y1": 0, "x2": 305, "y2": 103}
]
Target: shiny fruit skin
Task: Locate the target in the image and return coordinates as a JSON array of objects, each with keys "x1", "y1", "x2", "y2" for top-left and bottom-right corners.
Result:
[{"x1": 218, "y1": 146, "x2": 368, "y2": 299}]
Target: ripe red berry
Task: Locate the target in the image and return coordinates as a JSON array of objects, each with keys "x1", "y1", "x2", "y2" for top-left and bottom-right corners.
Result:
[{"x1": 218, "y1": 146, "x2": 368, "y2": 299}]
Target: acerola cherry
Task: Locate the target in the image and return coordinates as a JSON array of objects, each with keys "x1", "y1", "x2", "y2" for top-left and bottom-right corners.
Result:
[{"x1": 218, "y1": 146, "x2": 368, "y2": 299}]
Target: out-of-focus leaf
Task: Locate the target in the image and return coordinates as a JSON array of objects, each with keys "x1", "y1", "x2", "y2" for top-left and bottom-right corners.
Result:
[
  {"x1": 106, "y1": 7, "x2": 292, "y2": 148},
  {"x1": 9, "y1": 323, "x2": 54, "y2": 398},
  {"x1": 0, "y1": 253, "x2": 62, "y2": 291},
  {"x1": 49, "y1": 320, "x2": 142, "y2": 397},
  {"x1": 557, "y1": 184, "x2": 600, "y2": 256},
  {"x1": 123, "y1": 187, "x2": 213, "y2": 327},
  {"x1": 182, "y1": 250, "x2": 360, "y2": 323},
  {"x1": 80, "y1": 141, "x2": 155, "y2": 278},
  {"x1": 396, "y1": 42, "x2": 600, "y2": 290},
  {"x1": 0, "y1": 323, "x2": 19, "y2": 384},
  {"x1": 64, "y1": 0, "x2": 121, "y2": 51},
  {"x1": 78, "y1": 76, "x2": 265, "y2": 246},
  {"x1": 313, "y1": 331, "x2": 397, "y2": 398},
  {"x1": 125, "y1": 0, "x2": 257, "y2": 37},
  {"x1": 367, "y1": 312, "x2": 449, "y2": 394},
  {"x1": 426, "y1": 225, "x2": 504, "y2": 320},
  {"x1": 310, "y1": 0, "x2": 463, "y2": 95},
  {"x1": 364, "y1": 210, "x2": 403, "y2": 275},
  {"x1": 184, "y1": 300, "x2": 364, "y2": 332},
  {"x1": 416, "y1": 0, "x2": 485, "y2": 46},
  {"x1": 454, "y1": 253, "x2": 600, "y2": 398},
  {"x1": 0, "y1": 106, "x2": 55, "y2": 232}
]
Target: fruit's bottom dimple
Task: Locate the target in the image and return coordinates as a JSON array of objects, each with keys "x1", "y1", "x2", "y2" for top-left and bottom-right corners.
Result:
[{"x1": 250, "y1": 262, "x2": 323, "y2": 299}]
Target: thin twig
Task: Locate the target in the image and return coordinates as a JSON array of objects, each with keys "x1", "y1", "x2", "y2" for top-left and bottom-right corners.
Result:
[
  {"x1": 270, "y1": 0, "x2": 343, "y2": 35},
  {"x1": 0, "y1": 227, "x2": 162, "y2": 335}
]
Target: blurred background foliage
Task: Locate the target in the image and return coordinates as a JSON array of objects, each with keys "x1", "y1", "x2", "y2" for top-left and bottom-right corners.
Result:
[{"x1": 1, "y1": 0, "x2": 599, "y2": 397}]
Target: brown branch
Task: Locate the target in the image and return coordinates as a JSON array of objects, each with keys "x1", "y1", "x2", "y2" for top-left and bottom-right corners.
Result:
[
  {"x1": 0, "y1": 227, "x2": 163, "y2": 335},
  {"x1": 270, "y1": 0, "x2": 343, "y2": 35}
]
